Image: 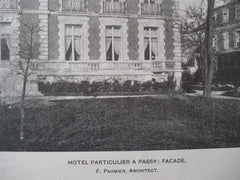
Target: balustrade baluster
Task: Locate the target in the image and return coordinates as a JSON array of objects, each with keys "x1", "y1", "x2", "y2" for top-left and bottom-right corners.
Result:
[{"x1": 0, "y1": 0, "x2": 18, "y2": 9}]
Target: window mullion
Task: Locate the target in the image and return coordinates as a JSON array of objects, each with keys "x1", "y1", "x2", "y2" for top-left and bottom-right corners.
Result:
[
  {"x1": 149, "y1": 28, "x2": 152, "y2": 61},
  {"x1": 0, "y1": 34, "x2": 1, "y2": 60},
  {"x1": 121, "y1": 29, "x2": 123, "y2": 61},
  {"x1": 71, "y1": 0, "x2": 73, "y2": 10},
  {"x1": 72, "y1": 26, "x2": 74, "y2": 61},
  {"x1": 112, "y1": 27, "x2": 114, "y2": 61}
]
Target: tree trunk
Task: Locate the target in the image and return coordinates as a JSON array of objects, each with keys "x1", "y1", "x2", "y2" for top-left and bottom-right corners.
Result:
[
  {"x1": 20, "y1": 59, "x2": 30, "y2": 140},
  {"x1": 20, "y1": 74, "x2": 27, "y2": 140},
  {"x1": 203, "y1": 0, "x2": 215, "y2": 98}
]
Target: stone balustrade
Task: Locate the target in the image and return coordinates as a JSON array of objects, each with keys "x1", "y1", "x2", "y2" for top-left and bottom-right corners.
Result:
[
  {"x1": 103, "y1": 1, "x2": 126, "y2": 14},
  {"x1": 1, "y1": 60, "x2": 182, "y2": 76},
  {"x1": 62, "y1": 0, "x2": 86, "y2": 12},
  {"x1": 34, "y1": 60, "x2": 181, "y2": 74},
  {"x1": 141, "y1": 3, "x2": 162, "y2": 16},
  {"x1": 0, "y1": 0, "x2": 18, "y2": 9}
]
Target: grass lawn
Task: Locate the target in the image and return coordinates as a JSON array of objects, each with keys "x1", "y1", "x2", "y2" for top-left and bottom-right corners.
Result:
[
  {"x1": 0, "y1": 96, "x2": 240, "y2": 151},
  {"x1": 222, "y1": 91, "x2": 240, "y2": 98}
]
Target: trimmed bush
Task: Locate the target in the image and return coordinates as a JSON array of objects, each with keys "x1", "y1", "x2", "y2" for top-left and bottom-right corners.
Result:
[{"x1": 38, "y1": 79, "x2": 177, "y2": 96}]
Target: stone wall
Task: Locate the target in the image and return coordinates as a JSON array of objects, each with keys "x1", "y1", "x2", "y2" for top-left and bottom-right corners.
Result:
[
  {"x1": 49, "y1": 15, "x2": 60, "y2": 59},
  {"x1": 88, "y1": 16, "x2": 101, "y2": 60},
  {"x1": 0, "y1": 67, "x2": 40, "y2": 98},
  {"x1": 127, "y1": 18, "x2": 139, "y2": 60},
  {"x1": 214, "y1": 1, "x2": 240, "y2": 51}
]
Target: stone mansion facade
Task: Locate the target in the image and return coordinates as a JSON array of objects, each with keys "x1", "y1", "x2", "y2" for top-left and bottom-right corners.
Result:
[
  {"x1": 0, "y1": 0, "x2": 182, "y2": 96},
  {"x1": 213, "y1": 0, "x2": 240, "y2": 70}
]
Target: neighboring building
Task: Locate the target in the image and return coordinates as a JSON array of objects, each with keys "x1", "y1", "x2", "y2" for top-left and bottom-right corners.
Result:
[
  {"x1": 0, "y1": 0, "x2": 182, "y2": 97},
  {"x1": 213, "y1": 0, "x2": 240, "y2": 71}
]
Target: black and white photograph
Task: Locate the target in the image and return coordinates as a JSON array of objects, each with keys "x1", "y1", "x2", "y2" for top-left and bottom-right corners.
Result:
[
  {"x1": 0, "y1": 0, "x2": 239, "y2": 154},
  {"x1": 1, "y1": 0, "x2": 240, "y2": 179}
]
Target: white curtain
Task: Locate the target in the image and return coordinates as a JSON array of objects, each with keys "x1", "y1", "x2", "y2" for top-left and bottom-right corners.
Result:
[
  {"x1": 1, "y1": 37, "x2": 10, "y2": 60},
  {"x1": 144, "y1": 38, "x2": 149, "y2": 50},
  {"x1": 151, "y1": 38, "x2": 158, "y2": 60},
  {"x1": 74, "y1": 36, "x2": 81, "y2": 61},
  {"x1": 6, "y1": 35, "x2": 10, "y2": 50},
  {"x1": 114, "y1": 37, "x2": 121, "y2": 61},
  {"x1": 106, "y1": 37, "x2": 112, "y2": 51},
  {"x1": 106, "y1": 37, "x2": 112, "y2": 60},
  {"x1": 65, "y1": 36, "x2": 72, "y2": 60},
  {"x1": 236, "y1": 31, "x2": 240, "y2": 46},
  {"x1": 144, "y1": 38, "x2": 149, "y2": 60}
]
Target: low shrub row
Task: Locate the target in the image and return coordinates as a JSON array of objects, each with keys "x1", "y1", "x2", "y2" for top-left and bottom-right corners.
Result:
[{"x1": 38, "y1": 79, "x2": 176, "y2": 96}]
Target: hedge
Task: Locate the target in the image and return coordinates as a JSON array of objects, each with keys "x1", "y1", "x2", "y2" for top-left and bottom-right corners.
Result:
[{"x1": 38, "y1": 79, "x2": 176, "y2": 96}]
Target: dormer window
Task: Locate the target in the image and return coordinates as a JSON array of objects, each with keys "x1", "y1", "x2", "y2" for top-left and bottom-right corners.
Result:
[{"x1": 222, "y1": 9, "x2": 229, "y2": 23}]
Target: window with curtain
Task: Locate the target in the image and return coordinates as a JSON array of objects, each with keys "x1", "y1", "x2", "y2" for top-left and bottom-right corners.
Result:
[
  {"x1": 235, "y1": 30, "x2": 240, "y2": 48},
  {"x1": 214, "y1": 12, "x2": 217, "y2": 24},
  {"x1": 213, "y1": 34, "x2": 218, "y2": 50},
  {"x1": 235, "y1": 6, "x2": 240, "y2": 20},
  {"x1": 65, "y1": 25, "x2": 81, "y2": 61},
  {"x1": 106, "y1": 26, "x2": 121, "y2": 61},
  {"x1": 0, "y1": 35, "x2": 10, "y2": 60},
  {"x1": 144, "y1": 27, "x2": 158, "y2": 60},
  {"x1": 222, "y1": 32, "x2": 229, "y2": 50},
  {"x1": 0, "y1": 22, "x2": 11, "y2": 61},
  {"x1": 222, "y1": 9, "x2": 229, "y2": 23}
]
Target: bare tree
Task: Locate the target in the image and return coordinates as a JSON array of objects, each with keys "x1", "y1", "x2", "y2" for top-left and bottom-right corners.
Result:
[
  {"x1": 11, "y1": 18, "x2": 44, "y2": 140},
  {"x1": 180, "y1": 3, "x2": 206, "y2": 82},
  {"x1": 181, "y1": 0, "x2": 223, "y2": 97},
  {"x1": 203, "y1": 0, "x2": 216, "y2": 97}
]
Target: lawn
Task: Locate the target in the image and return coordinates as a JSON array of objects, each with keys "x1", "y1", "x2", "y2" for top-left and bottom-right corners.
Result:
[{"x1": 0, "y1": 96, "x2": 240, "y2": 151}]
